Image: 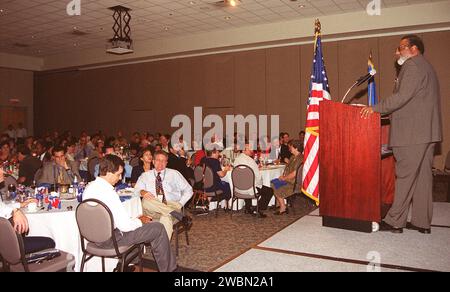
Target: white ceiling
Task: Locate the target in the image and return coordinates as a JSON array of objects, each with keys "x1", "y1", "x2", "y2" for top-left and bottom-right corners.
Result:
[{"x1": 0, "y1": 0, "x2": 444, "y2": 57}]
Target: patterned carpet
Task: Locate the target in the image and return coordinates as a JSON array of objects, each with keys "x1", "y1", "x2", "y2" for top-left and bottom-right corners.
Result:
[{"x1": 144, "y1": 195, "x2": 317, "y2": 272}]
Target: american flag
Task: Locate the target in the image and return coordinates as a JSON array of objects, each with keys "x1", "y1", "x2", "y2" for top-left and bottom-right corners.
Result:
[{"x1": 301, "y1": 20, "x2": 331, "y2": 204}]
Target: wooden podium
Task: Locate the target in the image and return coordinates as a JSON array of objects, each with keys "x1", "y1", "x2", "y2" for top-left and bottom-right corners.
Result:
[{"x1": 319, "y1": 101, "x2": 395, "y2": 233}]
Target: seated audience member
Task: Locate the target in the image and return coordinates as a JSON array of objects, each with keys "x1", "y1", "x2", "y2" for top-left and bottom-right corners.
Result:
[
  {"x1": 200, "y1": 149, "x2": 232, "y2": 203},
  {"x1": 279, "y1": 132, "x2": 292, "y2": 164},
  {"x1": 65, "y1": 141, "x2": 77, "y2": 162},
  {"x1": 154, "y1": 144, "x2": 163, "y2": 153},
  {"x1": 233, "y1": 144, "x2": 274, "y2": 218},
  {"x1": 130, "y1": 147, "x2": 153, "y2": 187},
  {"x1": 172, "y1": 135, "x2": 189, "y2": 153},
  {"x1": 17, "y1": 145, "x2": 42, "y2": 186},
  {"x1": 135, "y1": 151, "x2": 193, "y2": 239},
  {"x1": 35, "y1": 146, "x2": 81, "y2": 186},
  {"x1": 159, "y1": 134, "x2": 171, "y2": 153},
  {"x1": 167, "y1": 148, "x2": 194, "y2": 183},
  {"x1": 74, "y1": 136, "x2": 93, "y2": 161},
  {"x1": 271, "y1": 139, "x2": 303, "y2": 215},
  {"x1": 34, "y1": 139, "x2": 52, "y2": 163},
  {"x1": 0, "y1": 169, "x2": 55, "y2": 254},
  {"x1": 88, "y1": 139, "x2": 105, "y2": 159},
  {"x1": 83, "y1": 155, "x2": 177, "y2": 272},
  {"x1": 193, "y1": 148, "x2": 206, "y2": 167},
  {"x1": 0, "y1": 140, "x2": 14, "y2": 164}
]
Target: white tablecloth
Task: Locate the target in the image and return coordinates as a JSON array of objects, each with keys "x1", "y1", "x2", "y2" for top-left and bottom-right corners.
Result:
[
  {"x1": 213, "y1": 165, "x2": 286, "y2": 210},
  {"x1": 25, "y1": 195, "x2": 143, "y2": 272}
]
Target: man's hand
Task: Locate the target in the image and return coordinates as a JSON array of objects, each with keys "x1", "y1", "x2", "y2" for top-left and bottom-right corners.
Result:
[
  {"x1": 138, "y1": 215, "x2": 152, "y2": 224},
  {"x1": 140, "y1": 190, "x2": 155, "y2": 201},
  {"x1": 13, "y1": 209, "x2": 29, "y2": 234},
  {"x1": 360, "y1": 106, "x2": 374, "y2": 119},
  {"x1": 0, "y1": 168, "x2": 4, "y2": 183}
]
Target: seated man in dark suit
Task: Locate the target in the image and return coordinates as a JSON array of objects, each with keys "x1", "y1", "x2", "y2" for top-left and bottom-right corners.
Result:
[{"x1": 35, "y1": 146, "x2": 81, "y2": 186}]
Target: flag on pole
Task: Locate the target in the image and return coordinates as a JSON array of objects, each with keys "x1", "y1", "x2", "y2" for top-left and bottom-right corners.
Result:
[
  {"x1": 368, "y1": 53, "x2": 377, "y2": 106},
  {"x1": 301, "y1": 19, "x2": 331, "y2": 205}
]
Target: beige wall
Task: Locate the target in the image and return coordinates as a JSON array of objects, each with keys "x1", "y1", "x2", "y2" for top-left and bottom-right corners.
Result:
[
  {"x1": 0, "y1": 52, "x2": 43, "y2": 71},
  {"x1": 34, "y1": 31, "x2": 450, "y2": 167},
  {"x1": 0, "y1": 67, "x2": 34, "y2": 134}
]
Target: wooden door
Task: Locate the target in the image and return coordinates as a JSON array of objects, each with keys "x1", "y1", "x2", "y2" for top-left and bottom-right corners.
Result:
[{"x1": 0, "y1": 106, "x2": 27, "y2": 132}]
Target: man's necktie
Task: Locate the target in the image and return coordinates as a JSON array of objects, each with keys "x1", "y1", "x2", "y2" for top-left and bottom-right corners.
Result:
[{"x1": 156, "y1": 172, "x2": 167, "y2": 205}]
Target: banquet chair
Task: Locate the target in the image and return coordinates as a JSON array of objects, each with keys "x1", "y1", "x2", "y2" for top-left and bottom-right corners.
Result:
[
  {"x1": 0, "y1": 218, "x2": 74, "y2": 272},
  {"x1": 75, "y1": 199, "x2": 143, "y2": 272},
  {"x1": 230, "y1": 165, "x2": 260, "y2": 219},
  {"x1": 287, "y1": 163, "x2": 304, "y2": 215},
  {"x1": 203, "y1": 165, "x2": 226, "y2": 218},
  {"x1": 152, "y1": 207, "x2": 190, "y2": 257},
  {"x1": 189, "y1": 165, "x2": 205, "y2": 208}
]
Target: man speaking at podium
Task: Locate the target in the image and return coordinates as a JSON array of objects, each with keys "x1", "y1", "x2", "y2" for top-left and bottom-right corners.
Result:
[{"x1": 360, "y1": 35, "x2": 442, "y2": 234}]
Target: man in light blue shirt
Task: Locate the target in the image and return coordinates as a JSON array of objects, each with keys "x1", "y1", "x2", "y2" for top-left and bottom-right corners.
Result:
[{"x1": 135, "y1": 151, "x2": 193, "y2": 239}]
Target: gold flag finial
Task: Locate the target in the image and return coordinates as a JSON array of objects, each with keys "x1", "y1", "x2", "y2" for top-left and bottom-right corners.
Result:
[{"x1": 315, "y1": 19, "x2": 321, "y2": 35}]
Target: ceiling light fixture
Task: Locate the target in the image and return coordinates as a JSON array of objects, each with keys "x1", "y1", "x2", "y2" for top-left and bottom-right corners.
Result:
[
  {"x1": 213, "y1": 0, "x2": 241, "y2": 8},
  {"x1": 106, "y1": 5, "x2": 133, "y2": 55}
]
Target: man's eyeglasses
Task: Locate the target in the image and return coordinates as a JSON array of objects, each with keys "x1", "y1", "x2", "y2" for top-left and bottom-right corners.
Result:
[{"x1": 398, "y1": 44, "x2": 410, "y2": 51}]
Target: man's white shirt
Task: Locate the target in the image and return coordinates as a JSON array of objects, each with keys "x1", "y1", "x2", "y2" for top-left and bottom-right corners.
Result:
[{"x1": 83, "y1": 177, "x2": 142, "y2": 232}]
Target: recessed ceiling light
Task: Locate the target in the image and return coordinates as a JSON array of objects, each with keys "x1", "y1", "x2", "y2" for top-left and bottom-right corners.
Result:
[
  {"x1": 31, "y1": 35, "x2": 36, "y2": 39},
  {"x1": 224, "y1": 16, "x2": 232, "y2": 20},
  {"x1": 0, "y1": 9, "x2": 4, "y2": 13},
  {"x1": 299, "y1": 4, "x2": 306, "y2": 8},
  {"x1": 73, "y1": 43, "x2": 78, "y2": 46},
  {"x1": 229, "y1": 0, "x2": 237, "y2": 7},
  {"x1": 189, "y1": 1, "x2": 196, "y2": 5},
  {"x1": 164, "y1": 26, "x2": 170, "y2": 31},
  {"x1": 168, "y1": 12, "x2": 174, "y2": 16}
]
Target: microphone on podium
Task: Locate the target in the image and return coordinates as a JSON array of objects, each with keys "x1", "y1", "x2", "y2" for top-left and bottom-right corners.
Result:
[
  {"x1": 341, "y1": 69, "x2": 377, "y2": 103},
  {"x1": 355, "y1": 69, "x2": 377, "y2": 86}
]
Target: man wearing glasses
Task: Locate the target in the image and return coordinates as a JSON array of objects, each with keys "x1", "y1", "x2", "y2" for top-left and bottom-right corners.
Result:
[{"x1": 360, "y1": 35, "x2": 442, "y2": 234}]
